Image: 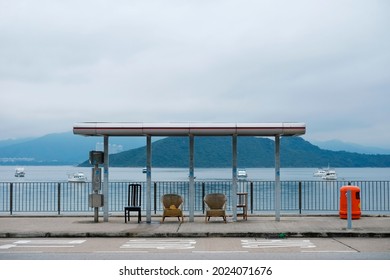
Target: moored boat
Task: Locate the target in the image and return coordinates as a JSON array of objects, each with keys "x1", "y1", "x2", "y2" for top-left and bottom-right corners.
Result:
[
  {"x1": 322, "y1": 170, "x2": 337, "y2": 180},
  {"x1": 313, "y1": 168, "x2": 327, "y2": 177},
  {"x1": 68, "y1": 172, "x2": 87, "y2": 182},
  {"x1": 15, "y1": 167, "x2": 25, "y2": 177},
  {"x1": 237, "y1": 169, "x2": 248, "y2": 180}
]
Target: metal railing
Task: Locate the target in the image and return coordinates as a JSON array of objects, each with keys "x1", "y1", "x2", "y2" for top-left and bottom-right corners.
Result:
[{"x1": 1, "y1": 180, "x2": 389, "y2": 215}]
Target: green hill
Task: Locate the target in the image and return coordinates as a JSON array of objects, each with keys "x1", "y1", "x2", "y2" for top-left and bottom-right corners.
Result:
[
  {"x1": 0, "y1": 132, "x2": 148, "y2": 165},
  {"x1": 79, "y1": 136, "x2": 390, "y2": 167}
]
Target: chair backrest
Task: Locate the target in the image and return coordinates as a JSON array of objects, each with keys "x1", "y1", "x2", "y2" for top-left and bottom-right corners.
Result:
[
  {"x1": 128, "y1": 184, "x2": 142, "y2": 207},
  {"x1": 204, "y1": 193, "x2": 226, "y2": 209},
  {"x1": 161, "y1": 194, "x2": 183, "y2": 208}
]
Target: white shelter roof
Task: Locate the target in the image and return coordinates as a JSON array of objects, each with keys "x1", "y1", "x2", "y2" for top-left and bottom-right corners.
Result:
[{"x1": 73, "y1": 122, "x2": 306, "y2": 137}]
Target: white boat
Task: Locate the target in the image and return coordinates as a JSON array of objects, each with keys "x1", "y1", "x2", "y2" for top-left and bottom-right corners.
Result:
[
  {"x1": 142, "y1": 167, "x2": 147, "y2": 173},
  {"x1": 322, "y1": 170, "x2": 337, "y2": 180},
  {"x1": 15, "y1": 167, "x2": 25, "y2": 177},
  {"x1": 68, "y1": 172, "x2": 87, "y2": 182},
  {"x1": 313, "y1": 168, "x2": 327, "y2": 177},
  {"x1": 237, "y1": 169, "x2": 248, "y2": 180}
]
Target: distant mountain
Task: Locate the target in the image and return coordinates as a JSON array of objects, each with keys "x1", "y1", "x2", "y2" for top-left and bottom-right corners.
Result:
[
  {"x1": 0, "y1": 132, "x2": 148, "y2": 165},
  {"x1": 79, "y1": 136, "x2": 390, "y2": 168},
  {"x1": 0, "y1": 137, "x2": 35, "y2": 148},
  {"x1": 312, "y1": 139, "x2": 390, "y2": 155},
  {"x1": 3, "y1": 132, "x2": 390, "y2": 167}
]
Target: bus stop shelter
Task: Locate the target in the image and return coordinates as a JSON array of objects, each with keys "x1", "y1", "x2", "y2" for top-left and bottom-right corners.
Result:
[{"x1": 73, "y1": 122, "x2": 306, "y2": 223}]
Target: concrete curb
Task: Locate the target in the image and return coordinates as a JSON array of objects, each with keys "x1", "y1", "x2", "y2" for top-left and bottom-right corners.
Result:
[
  {"x1": 1, "y1": 215, "x2": 389, "y2": 239},
  {"x1": 2, "y1": 231, "x2": 390, "y2": 239}
]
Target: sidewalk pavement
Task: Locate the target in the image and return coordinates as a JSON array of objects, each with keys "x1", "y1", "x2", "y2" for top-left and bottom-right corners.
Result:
[{"x1": 1, "y1": 215, "x2": 389, "y2": 238}]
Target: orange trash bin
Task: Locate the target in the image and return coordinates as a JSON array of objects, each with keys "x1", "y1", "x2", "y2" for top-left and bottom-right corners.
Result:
[{"x1": 339, "y1": 185, "x2": 361, "y2": 219}]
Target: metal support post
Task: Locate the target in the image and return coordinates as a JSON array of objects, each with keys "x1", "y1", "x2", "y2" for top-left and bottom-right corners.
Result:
[
  {"x1": 146, "y1": 135, "x2": 152, "y2": 223},
  {"x1": 103, "y1": 136, "x2": 109, "y2": 222},
  {"x1": 10, "y1": 183, "x2": 13, "y2": 215},
  {"x1": 57, "y1": 183, "x2": 61, "y2": 215},
  {"x1": 94, "y1": 206, "x2": 99, "y2": 223},
  {"x1": 189, "y1": 135, "x2": 195, "y2": 222},
  {"x1": 275, "y1": 135, "x2": 281, "y2": 222},
  {"x1": 93, "y1": 164, "x2": 101, "y2": 223},
  {"x1": 232, "y1": 134, "x2": 238, "y2": 222},
  {"x1": 298, "y1": 181, "x2": 302, "y2": 215}
]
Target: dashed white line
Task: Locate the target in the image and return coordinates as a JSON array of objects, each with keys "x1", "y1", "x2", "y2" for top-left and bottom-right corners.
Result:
[
  {"x1": 192, "y1": 251, "x2": 248, "y2": 254},
  {"x1": 241, "y1": 239, "x2": 316, "y2": 249},
  {"x1": 121, "y1": 239, "x2": 196, "y2": 250},
  {"x1": 0, "y1": 239, "x2": 86, "y2": 250}
]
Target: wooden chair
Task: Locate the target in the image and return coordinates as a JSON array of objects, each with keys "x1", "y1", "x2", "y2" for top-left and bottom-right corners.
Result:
[
  {"x1": 124, "y1": 183, "x2": 142, "y2": 223},
  {"x1": 161, "y1": 194, "x2": 184, "y2": 223},
  {"x1": 237, "y1": 192, "x2": 248, "y2": 220},
  {"x1": 204, "y1": 193, "x2": 227, "y2": 223}
]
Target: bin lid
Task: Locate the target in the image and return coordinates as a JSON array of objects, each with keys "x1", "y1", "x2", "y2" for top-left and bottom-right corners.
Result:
[{"x1": 340, "y1": 185, "x2": 360, "y2": 191}]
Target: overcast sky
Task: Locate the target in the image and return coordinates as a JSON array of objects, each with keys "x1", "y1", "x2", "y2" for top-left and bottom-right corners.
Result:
[{"x1": 1, "y1": 0, "x2": 389, "y2": 148}]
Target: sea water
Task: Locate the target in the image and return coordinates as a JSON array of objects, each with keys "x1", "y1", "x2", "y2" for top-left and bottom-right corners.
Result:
[
  {"x1": 1, "y1": 166, "x2": 389, "y2": 214},
  {"x1": 1, "y1": 166, "x2": 390, "y2": 182}
]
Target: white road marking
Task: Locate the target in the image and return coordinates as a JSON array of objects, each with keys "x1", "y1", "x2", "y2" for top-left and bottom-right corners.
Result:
[
  {"x1": 242, "y1": 239, "x2": 316, "y2": 249},
  {"x1": 192, "y1": 251, "x2": 248, "y2": 254},
  {"x1": 94, "y1": 251, "x2": 149, "y2": 254},
  {"x1": 121, "y1": 239, "x2": 196, "y2": 250},
  {"x1": 0, "y1": 239, "x2": 86, "y2": 250},
  {"x1": 0, "y1": 244, "x2": 16, "y2": 249},
  {"x1": 301, "y1": 250, "x2": 356, "y2": 253}
]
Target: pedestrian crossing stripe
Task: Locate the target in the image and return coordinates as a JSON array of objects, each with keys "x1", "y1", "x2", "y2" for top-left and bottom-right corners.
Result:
[
  {"x1": 241, "y1": 239, "x2": 316, "y2": 249},
  {"x1": 14, "y1": 240, "x2": 86, "y2": 245},
  {"x1": 0, "y1": 240, "x2": 86, "y2": 249},
  {"x1": 121, "y1": 239, "x2": 196, "y2": 250}
]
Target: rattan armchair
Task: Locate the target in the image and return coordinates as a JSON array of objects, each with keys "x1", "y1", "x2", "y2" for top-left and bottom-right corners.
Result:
[
  {"x1": 204, "y1": 193, "x2": 227, "y2": 223},
  {"x1": 161, "y1": 194, "x2": 184, "y2": 223}
]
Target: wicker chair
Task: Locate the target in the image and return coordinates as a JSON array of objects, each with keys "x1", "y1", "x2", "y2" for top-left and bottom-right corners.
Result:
[
  {"x1": 161, "y1": 194, "x2": 184, "y2": 223},
  {"x1": 204, "y1": 193, "x2": 227, "y2": 223}
]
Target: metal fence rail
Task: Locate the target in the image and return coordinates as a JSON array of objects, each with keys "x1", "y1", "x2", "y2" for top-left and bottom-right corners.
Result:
[{"x1": 0, "y1": 180, "x2": 389, "y2": 215}]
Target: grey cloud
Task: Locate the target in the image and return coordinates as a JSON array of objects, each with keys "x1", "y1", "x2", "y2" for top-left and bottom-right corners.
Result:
[{"x1": 0, "y1": 0, "x2": 389, "y2": 148}]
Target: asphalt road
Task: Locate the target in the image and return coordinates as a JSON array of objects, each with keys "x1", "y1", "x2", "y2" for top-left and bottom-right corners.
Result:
[{"x1": 1, "y1": 237, "x2": 389, "y2": 260}]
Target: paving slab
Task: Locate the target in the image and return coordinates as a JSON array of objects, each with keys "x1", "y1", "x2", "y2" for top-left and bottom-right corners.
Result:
[{"x1": 0, "y1": 215, "x2": 389, "y2": 238}]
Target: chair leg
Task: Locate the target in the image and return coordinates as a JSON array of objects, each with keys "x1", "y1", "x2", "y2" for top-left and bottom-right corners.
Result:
[{"x1": 125, "y1": 209, "x2": 143, "y2": 223}]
